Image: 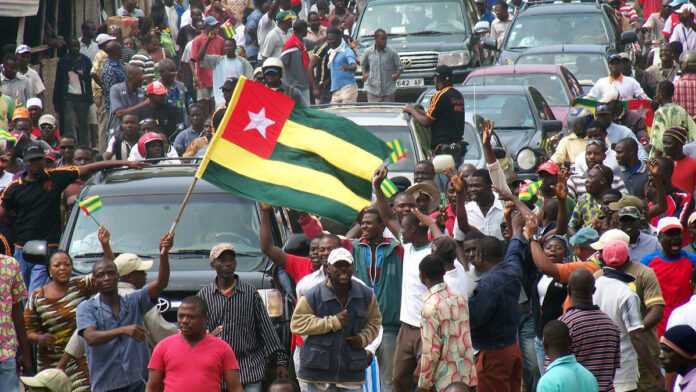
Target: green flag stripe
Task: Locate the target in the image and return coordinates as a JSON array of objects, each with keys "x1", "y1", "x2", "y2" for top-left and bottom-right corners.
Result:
[
  {"x1": 393, "y1": 140, "x2": 404, "y2": 156},
  {"x1": 380, "y1": 178, "x2": 398, "y2": 197},
  {"x1": 270, "y1": 143, "x2": 372, "y2": 199},
  {"x1": 289, "y1": 106, "x2": 391, "y2": 159},
  {"x1": 80, "y1": 198, "x2": 102, "y2": 209},
  {"x1": 202, "y1": 161, "x2": 360, "y2": 225}
]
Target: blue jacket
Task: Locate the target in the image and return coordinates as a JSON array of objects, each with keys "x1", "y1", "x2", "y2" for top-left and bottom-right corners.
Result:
[{"x1": 469, "y1": 237, "x2": 524, "y2": 350}]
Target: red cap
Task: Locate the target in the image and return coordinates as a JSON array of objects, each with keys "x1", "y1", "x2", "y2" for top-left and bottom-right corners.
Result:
[
  {"x1": 602, "y1": 240, "x2": 629, "y2": 268},
  {"x1": 537, "y1": 161, "x2": 559, "y2": 176},
  {"x1": 146, "y1": 81, "x2": 168, "y2": 96}
]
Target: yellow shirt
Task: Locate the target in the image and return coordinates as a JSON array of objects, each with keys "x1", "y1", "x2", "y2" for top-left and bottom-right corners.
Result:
[
  {"x1": 550, "y1": 133, "x2": 587, "y2": 165},
  {"x1": 91, "y1": 50, "x2": 108, "y2": 99}
]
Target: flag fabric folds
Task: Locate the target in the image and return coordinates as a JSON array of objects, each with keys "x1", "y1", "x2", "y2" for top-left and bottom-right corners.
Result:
[
  {"x1": 387, "y1": 139, "x2": 407, "y2": 163},
  {"x1": 79, "y1": 195, "x2": 103, "y2": 215},
  {"x1": 196, "y1": 76, "x2": 391, "y2": 225}
]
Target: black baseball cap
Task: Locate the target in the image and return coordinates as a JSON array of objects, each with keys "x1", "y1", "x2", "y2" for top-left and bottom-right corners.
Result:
[
  {"x1": 435, "y1": 65, "x2": 453, "y2": 79},
  {"x1": 23, "y1": 143, "x2": 45, "y2": 161}
]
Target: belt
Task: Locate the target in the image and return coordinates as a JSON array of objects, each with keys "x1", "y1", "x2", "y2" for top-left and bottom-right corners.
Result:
[{"x1": 401, "y1": 322, "x2": 419, "y2": 329}]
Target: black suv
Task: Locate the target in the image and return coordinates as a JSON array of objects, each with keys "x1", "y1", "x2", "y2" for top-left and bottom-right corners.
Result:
[
  {"x1": 59, "y1": 163, "x2": 295, "y2": 344},
  {"x1": 491, "y1": 1, "x2": 636, "y2": 65},
  {"x1": 352, "y1": 0, "x2": 479, "y2": 99}
]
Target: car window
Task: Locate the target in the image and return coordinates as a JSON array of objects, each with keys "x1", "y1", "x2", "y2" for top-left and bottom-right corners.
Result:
[
  {"x1": 529, "y1": 89, "x2": 554, "y2": 120},
  {"x1": 462, "y1": 124, "x2": 482, "y2": 160},
  {"x1": 561, "y1": 68, "x2": 583, "y2": 98},
  {"x1": 465, "y1": 73, "x2": 570, "y2": 106},
  {"x1": 364, "y1": 125, "x2": 417, "y2": 172},
  {"x1": 516, "y1": 53, "x2": 609, "y2": 84},
  {"x1": 463, "y1": 93, "x2": 535, "y2": 129},
  {"x1": 357, "y1": 1, "x2": 467, "y2": 38},
  {"x1": 505, "y1": 13, "x2": 610, "y2": 49},
  {"x1": 68, "y1": 193, "x2": 262, "y2": 272}
]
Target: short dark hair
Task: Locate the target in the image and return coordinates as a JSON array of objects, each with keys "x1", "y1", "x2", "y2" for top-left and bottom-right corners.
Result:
[
  {"x1": 432, "y1": 236, "x2": 457, "y2": 263},
  {"x1": 616, "y1": 137, "x2": 638, "y2": 154},
  {"x1": 181, "y1": 296, "x2": 209, "y2": 318},
  {"x1": 542, "y1": 319, "x2": 571, "y2": 352},
  {"x1": 471, "y1": 168, "x2": 492, "y2": 185},
  {"x1": 419, "y1": 254, "x2": 446, "y2": 281},
  {"x1": 319, "y1": 233, "x2": 341, "y2": 246},
  {"x1": 360, "y1": 207, "x2": 383, "y2": 224},
  {"x1": 374, "y1": 28, "x2": 387, "y2": 36},
  {"x1": 327, "y1": 27, "x2": 342, "y2": 37},
  {"x1": 2, "y1": 53, "x2": 17, "y2": 65},
  {"x1": 188, "y1": 102, "x2": 203, "y2": 114},
  {"x1": 308, "y1": 11, "x2": 319, "y2": 18},
  {"x1": 480, "y1": 236, "x2": 504, "y2": 263},
  {"x1": 657, "y1": 80, "x2": 675, "y2": 98},
  {"x1": 590, "y1": 164, "x2": 613, "y2": 185}
]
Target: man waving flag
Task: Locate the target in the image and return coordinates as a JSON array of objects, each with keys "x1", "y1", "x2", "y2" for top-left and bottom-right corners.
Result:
[{"x1": 196, "y1": 76, "x2": 391, "y2": 225}]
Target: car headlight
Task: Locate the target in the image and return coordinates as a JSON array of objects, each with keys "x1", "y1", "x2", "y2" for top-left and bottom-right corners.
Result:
[
  {"x1": 516, "y1": 148, "x2": 538, "y2": 171},
  {"x1": 437, "y1": 51, "x2": 470, "y2": 67}
]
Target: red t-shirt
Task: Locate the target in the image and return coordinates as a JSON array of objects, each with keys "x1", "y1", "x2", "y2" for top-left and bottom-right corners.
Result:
[
  {"x1": 285, "y1": 254, "x2": 314, "y2": 284},
  {"x1": 149, "y1": 334, "x2": 239, "y2": 392},
  {"x1": 672, "y1": 156, "x2": 696, "y2": 196},
  {"x1": 190, "y1": 33, "x2": 225, "y2": 89}
]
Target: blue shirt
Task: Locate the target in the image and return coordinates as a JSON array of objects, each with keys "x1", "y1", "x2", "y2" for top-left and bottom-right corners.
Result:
[
  {"x1": 469, "y1": 237, "x2": 524, "y2": 350},
  {"x1": 330, "y1": 48, "x2": 357, "y2": 92},
  {"x1": 537, "y1": 355, "x2": 599, "y2": 392},
  {"x1": 173, "y1": 126, "x2": 203, "y2": 153},
  {"x1": 606, "y1": 122, "x2": 648, "y2": 161},
  {"x1": 481, "y1": 10, "x2": 495, "y2": 23},
  {"x1": 101, "y1": 58, "x2": 126, "y2": 113},
  {"x1": 76, "y1": 287, "x2": 155, "y2": 392},
  {"x1": 245, "y1": 9, "x2": 263, "y2": 59}
]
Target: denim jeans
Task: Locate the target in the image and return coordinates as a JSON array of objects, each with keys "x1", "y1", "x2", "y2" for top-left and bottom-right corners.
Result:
[
  {"x1": 0, "y1": 358, "x2": 19, "y2": 392},
  {"x1": 14, "y1": 247, "x2": 49, "y2": 294},
  {"x1": 244, "y1": 382, "x2": 263, "y2": 392},
  {"x1": 518, "y1": 313, "x2": 540, "y2": 392},
  {"x1": 534, "y1": 336, "x2": 546, "y2": 375}
]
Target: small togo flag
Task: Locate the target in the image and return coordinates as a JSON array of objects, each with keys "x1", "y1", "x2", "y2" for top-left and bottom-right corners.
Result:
[
  {"x1": 387, "y1": 139, "x2": 407, "y2": 163},
  {"x1": 380, "y1": 178, "x2": 398, "y2": 198},
  {"x1": 221, "y1": 19, "x2": 235, "y2": 40},
  {"x1": 195, "y1": 76, "x2": 391, "y2": 225},
  {"x1": 79, "y1": 196, "x2": 102, "y2": 215}
]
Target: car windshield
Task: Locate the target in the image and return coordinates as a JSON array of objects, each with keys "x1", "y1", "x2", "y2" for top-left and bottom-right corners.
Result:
[
  {"x1": 465, "y1": 73, "x2": 569, "y2": 106},
  {"x1": 68, "y1": 193, "x2": 262, "y2": 273},
  {"x1": 463, "y1": 93, "x2": 535, "y2": 129},
  {"x1": 461, "y1": 125, "x2": 482, "y2": 160},
  {"x1": 505, "y1": 13, "x2": 610, "y2": 49},
  {"x1": 358, "y1": 1, "x2": 467, "y2": 38},
  {"x1": 365, "y1": 125, "x2": 417, "y2": 172},
  {"x1": 516, "y1": 53, "x2": 608, "y2": 84}
]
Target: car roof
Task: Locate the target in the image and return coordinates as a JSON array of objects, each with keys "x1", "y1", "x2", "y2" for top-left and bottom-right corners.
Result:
[
  {"x1": 366, "y1": 0, "x2": 460, "y2": 4},
  {"x1": 467, "y1": 64, "x2": 566, "y2": 77},
  {"x1": 83, "y1": 165, "x2": 233, "y2": 197},
  {"x1": 516, "y1": 44, "x2": 610, "y2": 55},
  {"x1": 519, "y1": 2, "x2": 603, "y2": 16},
  {"x1": 458, "y1": 85, "x2": 533, "y2": 94},
  {"x1": 316, "y1": 104, "x2": 409, "y2": 127}
]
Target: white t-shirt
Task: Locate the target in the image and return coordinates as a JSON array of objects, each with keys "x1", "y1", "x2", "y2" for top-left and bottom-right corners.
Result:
[
  {"x1": 453, "y1": 198, "x2": 505, "y2": 241},
  {"x1": 667, "y1": 295, "x2": 696, "y2": 392},
  {"x1": 400, "y1": 243, "x2": 431, "y2": 327},
  {"x1": 587, "y1": 76, "x2": 648, "y2": 100},
  {"x1": 0, "y1": 171, "x2": 13, "y2": 192},
  {"x1": 444, "y1": 261, "x2": 478, "y2": 298},
  {"x1": 20, "y1": 67, "x2": 45, "y2": 96},
  {"x1": 128, "y1": 144, "x2": 180, "y2": 164},
  {"x1": 593, "y1": 274, "x2": 644, "y2": 391}
]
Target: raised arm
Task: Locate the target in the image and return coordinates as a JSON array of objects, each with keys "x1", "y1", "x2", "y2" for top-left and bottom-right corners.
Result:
[
  {"x1": 403, "y1": 105, "x2": 433, "y2": 127},
  {"x1": 147, "y1": 233, "x2": 172, "y2": 299},
  {"x1": 525, "y1": 215, "x2": 562, "y2": 280},
  {"x1": 645, "y1": 160, "x2": 667, "y2": 220},
  {"x1": 259, "y1": 205, "x2": 288, "y2": 267},
  {"x1": 554, "y1": 173, "x2": 569, "y2": 236},
  {"x1": 372, "y1": 167, "x2": 401, "y2": 237},
  {"x1": 98, "y1": 226, "x2": 115, "y2": 261},
  {"x1": 413, "y1": 208, "x2": 443, "y2": 238}
]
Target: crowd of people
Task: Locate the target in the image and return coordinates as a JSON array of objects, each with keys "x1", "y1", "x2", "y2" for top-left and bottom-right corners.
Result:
[{"x1": 0, "y1": 0, "x2": 695, "y2": 391}]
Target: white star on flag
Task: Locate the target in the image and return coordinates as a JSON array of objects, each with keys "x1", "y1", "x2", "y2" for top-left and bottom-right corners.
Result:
[{"x1": 243, "y1": 108, "x2": 275, "y2": 138}]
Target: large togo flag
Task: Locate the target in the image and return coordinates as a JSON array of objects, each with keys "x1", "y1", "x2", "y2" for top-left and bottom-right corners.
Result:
[
  {"x1": 196, "y1": 76, "x2": 391, "y2": 225},
  {"x1": 575, "y1": 97, "x2": 655, "y2": 127}
]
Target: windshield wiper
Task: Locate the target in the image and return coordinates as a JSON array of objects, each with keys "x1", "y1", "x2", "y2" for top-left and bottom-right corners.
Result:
[
  {"x1": 507, "y1": 46, "x2": 529, "y2": 50},
  {"x1": 73, "y1": 252, "x2": 105, "y2": 258},
  {"x1": 169, "y1": 249, "x2": 261, "y2": 257},
  {"x1": 409, "y1": 30, "x2": 450, "y2": 36},
  {"x1": 493, "y1": 126, "x2": 536, "y2": 130}
]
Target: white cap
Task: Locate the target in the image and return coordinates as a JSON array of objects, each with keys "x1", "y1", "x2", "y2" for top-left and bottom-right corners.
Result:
[
  {"x1": 327, "y1": 248, "x2": 353, "y2": 265},
  {"x1": 677, "y1": 3, "x2": 696, "y2": 14},
  {"x1": 26, "y1": 97, "x2": 42, "y2": 109},
  {"x1": 21, "y1": 369, "x2": 71, "y2": 392},
  {"x1": 113, "y1": 253, "x2": 153, "y2": 276},
  {"x1": 15, "y1": 44, "x2": 31, "y2": 54},
  {"x1": 590, "y1": 228, "x2": 630, "y2": 250},
  {"x1": 96, "y1": 33, "x2": 116, "y2": 45},
  {"x1": 657, "y1": 216, "x2": 683, "y2": 233},
  {"x1": 38, "y1": 114, "x2": 56, "y2": 127}
]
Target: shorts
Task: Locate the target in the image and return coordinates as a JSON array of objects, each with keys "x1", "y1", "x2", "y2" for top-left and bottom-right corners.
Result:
[{"x1": 197, "y1": 87, "x2": 213, "y2": 100}]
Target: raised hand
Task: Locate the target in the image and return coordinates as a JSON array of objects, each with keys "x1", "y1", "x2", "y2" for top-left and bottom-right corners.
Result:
[
  {"x1": 481, "y1": 119, "x2": 494, "y2": 145},
  {"x1": 450, "y1": 172, "x2": 467, "y2": 194},
  {"x1": 160, "y1": 233, "x2": 174, "y2": 253},
  {"x1": 372, "y1": 166, "x2": 388, "y2": 189},
  {"x1": 98, "y1": 226, "x2": 111, "y2": 245}
]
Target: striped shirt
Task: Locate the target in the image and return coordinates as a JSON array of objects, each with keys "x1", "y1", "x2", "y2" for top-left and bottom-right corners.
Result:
[
  {"x1": 559, "y1": 305, "x2": 621, "y2": 392},
  {"x1": 197, "y1": 277, "x2": 289, "y2": 384}
]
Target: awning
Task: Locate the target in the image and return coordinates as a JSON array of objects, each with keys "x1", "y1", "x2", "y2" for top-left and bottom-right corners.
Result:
[{"x1": 0, "y1": 0, "x2": 40, "y2": 17}]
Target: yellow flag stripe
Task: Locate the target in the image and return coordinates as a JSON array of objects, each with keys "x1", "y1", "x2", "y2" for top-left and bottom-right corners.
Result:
[
  {"x1": 206, "y1": 137, "x2": 372, "y2": 212},
  {"x1": 277, "y1": 120, "x2": 384, "y2": 181}
]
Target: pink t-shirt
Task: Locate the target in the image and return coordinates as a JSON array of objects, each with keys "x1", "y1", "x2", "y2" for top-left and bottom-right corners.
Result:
[{"x1": 148, "y1": 333, "x2": 239, "y2": 392}]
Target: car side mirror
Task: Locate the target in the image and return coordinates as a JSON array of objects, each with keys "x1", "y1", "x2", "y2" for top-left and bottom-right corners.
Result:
[
  {"x1": 483, "y1": 36, "x2": 498, "y2": 51},
  {"x1": 621, "y1": 31, "x2": 637, "y2": 44},
  {"x1": 23, "y1": 240, "x2": 49, "y2": 265},
  {"x1": 542, "y1": 120, "x2": 563, "y2": 134}
]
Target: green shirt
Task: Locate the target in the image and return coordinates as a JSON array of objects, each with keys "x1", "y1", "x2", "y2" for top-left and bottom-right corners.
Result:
[{"x1": 650, "y1": 103, "x2": 696, "y2": 157}]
